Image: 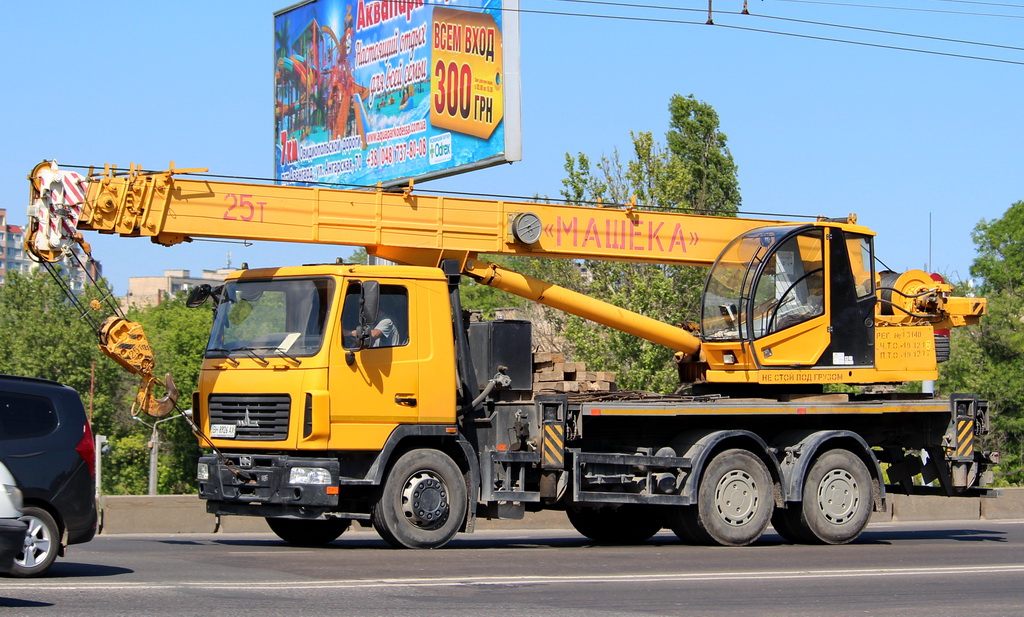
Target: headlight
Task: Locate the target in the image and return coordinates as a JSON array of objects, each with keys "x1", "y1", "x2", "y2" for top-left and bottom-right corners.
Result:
[
  {"x1": 197, "y1": 463, "x2": 210, "y2": 481},
  {"x1": 289, "y1": 467, "x2": 331, "y2": 485},
  {"x1": 3, "y1": 484, "x2": 23, "y2": 512}
]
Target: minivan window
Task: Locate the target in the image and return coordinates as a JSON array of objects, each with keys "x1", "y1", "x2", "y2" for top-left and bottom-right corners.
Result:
[{"x1": 0, "y1": 393, "x2": 58, "y2": 439}]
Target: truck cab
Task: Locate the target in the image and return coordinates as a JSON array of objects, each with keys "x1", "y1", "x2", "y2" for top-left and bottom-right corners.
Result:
[{"x1": 197, "y1": 264, "x2": 457, "y2": 453}]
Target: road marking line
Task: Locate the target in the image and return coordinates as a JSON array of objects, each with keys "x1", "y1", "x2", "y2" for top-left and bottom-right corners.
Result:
[
  {"x1": 4, "y1": 564, "x2": 1024, "y2": 592},
  {"x1": 225, "y1": 551, "x2": 316, "y2": 555}
]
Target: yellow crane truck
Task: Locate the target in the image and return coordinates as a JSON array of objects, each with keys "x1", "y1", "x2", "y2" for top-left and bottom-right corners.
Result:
[{"x1": 26, "y1": 161, "x2": 995, "y2": 548}]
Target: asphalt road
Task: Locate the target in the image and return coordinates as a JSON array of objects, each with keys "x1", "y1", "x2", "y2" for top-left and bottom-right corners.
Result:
[{"x1": 2, "y1": 520, "x2": 1023, "y2": 617}]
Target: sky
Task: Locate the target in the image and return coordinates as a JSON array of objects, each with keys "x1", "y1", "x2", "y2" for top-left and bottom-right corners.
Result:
[{"x1": 2, "y1": 0, "x2": 1021, "y2": 295}]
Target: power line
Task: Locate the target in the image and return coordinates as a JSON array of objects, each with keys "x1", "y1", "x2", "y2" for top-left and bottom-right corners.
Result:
[
  {"x1": 932, "y1": 0, "x2": 1024, "y2": 8},
  {"x1": 767, "y1": 0, "x2": 1024, "y2": 19},
  {"x1": 750, "y1": 11, "x2": 1024, "y2": 53},
  {"x1": 548, "y1": 0, "x2": 1024, "y2": 53},
  {"x1": 59, "y1": 163, "x2": 821, "y2": 220},
  {"x1": 495, "y1": 0, "x2": 1024, "y2": 66},
  {"x1": 715, "y1": 21, "x2": 1024, "y2": 65}
]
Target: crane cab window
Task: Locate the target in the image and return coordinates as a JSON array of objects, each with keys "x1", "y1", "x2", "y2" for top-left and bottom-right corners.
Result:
[
  {"x1": 846, "y1": 234, "x2": 874, "y2": 298},
  {"x1": 342, "y1": 283, "x2": 409, "y2": 349},
  {"x1": 751, "y1": 229, "x2": 825, "y2": 337},
  {"x1": 702, "y1": 226, "x2": 825, "y2": 342}
]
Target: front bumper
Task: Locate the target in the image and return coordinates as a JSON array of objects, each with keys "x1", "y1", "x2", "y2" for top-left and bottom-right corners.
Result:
[{"x1": 197, "y1": 454, "x2": 341, "y2": 508}]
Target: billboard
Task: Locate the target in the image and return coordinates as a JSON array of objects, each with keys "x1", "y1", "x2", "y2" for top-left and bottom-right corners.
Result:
[{"x1": 274, "y1": 0, "x2": 521, "y2": 187}]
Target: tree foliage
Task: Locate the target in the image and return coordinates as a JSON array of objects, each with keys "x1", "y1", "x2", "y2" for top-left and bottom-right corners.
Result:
[
  {"x1": 559, "y1": 96, "x2": 739, "y2": 392},
  {"x1": 939, "y1": 201, "x2": 1024, "y2": 485},
  {"x1": 0, "y1": 269, "x2": 123, "y2": 402},
  {"x1": 666, "y1": 94, "x2": 741, "y2": 214}
]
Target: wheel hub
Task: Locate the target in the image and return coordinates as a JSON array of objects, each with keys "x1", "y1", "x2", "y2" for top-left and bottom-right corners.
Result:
[
  {"x1": 817, "y1": 469, "x2": 859, "y2": 524},
  {"x1": 714, "y1": 470, "x2": 759, "y2": 526},
  {"x1": 401, "y1": 471, "x2": 450, "y2": 529},
  {"x1": 17, "y1": 516, "x2": 51, "y2": 568}
]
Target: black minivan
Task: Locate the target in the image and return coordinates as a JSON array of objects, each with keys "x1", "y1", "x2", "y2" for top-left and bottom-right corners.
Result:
[{"x1": 0, "y1": 375, "x2": 98, "y2": 576}]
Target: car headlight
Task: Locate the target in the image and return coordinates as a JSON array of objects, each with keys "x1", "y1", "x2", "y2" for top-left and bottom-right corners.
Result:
[
  {"x1": 289, "y1": 467, "x2": 331, "y2": 485},
  {"x1": 197, "y1": 462, "x2": 210, "y2": 481},
  {"x1": 3, "y1": 484, "x2": 23, "y2": 512}
]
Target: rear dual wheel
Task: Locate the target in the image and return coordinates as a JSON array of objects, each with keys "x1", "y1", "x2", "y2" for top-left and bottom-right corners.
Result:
[
  {"x1": 668, "y1": 449, "x2": 773, "y2": 547},
  {"x1": 772, "y1": 449, "x2": 872, "y2": 545}
]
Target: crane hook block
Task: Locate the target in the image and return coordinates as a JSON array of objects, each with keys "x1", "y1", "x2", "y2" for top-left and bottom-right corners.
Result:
[
  {"x1": 98, "y1": 316, "x2": 155, "y2": 377},
  {"x1": 97, "y1": 316, "x2": 178, "y2": 418}
]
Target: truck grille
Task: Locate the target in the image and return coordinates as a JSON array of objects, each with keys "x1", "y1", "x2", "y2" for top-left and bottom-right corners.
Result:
[{"x1": 208, "y1": 394, "x2": 290, "y2": 440}]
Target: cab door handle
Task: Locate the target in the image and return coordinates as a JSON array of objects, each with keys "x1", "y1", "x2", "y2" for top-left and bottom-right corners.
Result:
[{"x1": 395, "y1": 396, "x2": 417, "y2": 407}]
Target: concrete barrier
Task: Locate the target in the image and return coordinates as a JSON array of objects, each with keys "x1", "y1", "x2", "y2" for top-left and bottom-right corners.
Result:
[
  {"x1": 889, "y1": 494, "x2": 981, "y2": 521},
  {"x1": 982, "y1": 487, "x2": 1024, "y2": 519},
  {"x1": 97, "y1": 489, "x2": 1024, "y2": 535},
  {"x1": 101, "y1": 495, "x2": 216, "y2": 534}
]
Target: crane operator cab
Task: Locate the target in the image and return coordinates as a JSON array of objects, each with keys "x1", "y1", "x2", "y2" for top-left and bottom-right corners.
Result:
[{"x1": 699, "y1": 223, "x2": 877, "y2": 380}]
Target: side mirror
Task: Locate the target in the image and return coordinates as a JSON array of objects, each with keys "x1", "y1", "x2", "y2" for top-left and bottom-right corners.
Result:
[
  {"x1": 357, "y1": 281, "x2": 380, "y2": 348},
  {"x1": 185, "y1": 284, "x2": 213, "y2": 308}
]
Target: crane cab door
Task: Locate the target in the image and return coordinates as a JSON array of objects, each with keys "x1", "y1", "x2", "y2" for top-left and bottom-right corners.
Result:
[
  {"x1": 328, "y1": 279, "x2": 421, "y2": 446},
  {"x1": 748, "y1": 227, "x2": 875, "y2": 368},
  {"x1": 817, "y1": 229, "x2": 875, "y2": 368}
]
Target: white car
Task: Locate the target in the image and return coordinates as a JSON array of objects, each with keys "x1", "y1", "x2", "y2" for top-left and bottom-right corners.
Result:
[{"x1": 0, "y1": 463, "x2": 27, "y2": 574}]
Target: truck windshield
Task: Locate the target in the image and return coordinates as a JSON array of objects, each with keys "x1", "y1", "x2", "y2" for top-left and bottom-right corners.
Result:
[{"x1": 206, "y1": 277, "x2": 334, "y2": 359}]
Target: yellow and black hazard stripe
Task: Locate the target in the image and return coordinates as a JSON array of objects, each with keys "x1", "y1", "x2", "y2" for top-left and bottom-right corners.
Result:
[
  {"x1": 541, "y1": 423, "x2": 565, "y2": 469},
  {"x1": 956, "y1": 418, "x2": 975, "y2": 459}
]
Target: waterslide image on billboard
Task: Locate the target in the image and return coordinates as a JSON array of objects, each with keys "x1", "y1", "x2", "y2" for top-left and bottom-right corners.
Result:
[{"x1": 275, "y1": 0, "x2": 519, "y2": 187}]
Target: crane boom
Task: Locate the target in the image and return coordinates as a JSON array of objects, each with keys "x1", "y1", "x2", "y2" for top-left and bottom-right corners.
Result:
[{"x1": 71, "y1": 163, "x2": 799, "y2": 266}]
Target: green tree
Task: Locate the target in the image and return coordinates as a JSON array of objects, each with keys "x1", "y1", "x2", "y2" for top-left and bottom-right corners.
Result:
[
  {"x1": 0, "y1": 269, "x2": 124, "y2": 404},
  {"x1": 349, "y1": 247, "x2": 369, "y2": 264},
  {"x1": 0, "y1": 269, "x2": 149, "y2": 491},
  {"x1": 666, "y1": 93, "x2": 742, "y2": 214},
  {"x1": 939, "y1": 201, "x2": 1024, "y2": 485}
]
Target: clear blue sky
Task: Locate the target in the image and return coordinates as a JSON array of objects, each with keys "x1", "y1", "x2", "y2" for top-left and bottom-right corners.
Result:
[{"x1": 3, "y1": 0, "x2": 1020, "y2": 295}]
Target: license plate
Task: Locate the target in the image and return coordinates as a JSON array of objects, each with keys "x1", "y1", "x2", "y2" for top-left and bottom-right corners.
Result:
[{"x1": 210, "y1": 424, "x2": 236, "y2": 438}]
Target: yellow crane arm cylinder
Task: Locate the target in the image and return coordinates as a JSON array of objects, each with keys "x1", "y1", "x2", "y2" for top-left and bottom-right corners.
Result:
[{"x1": 463, "y1": 259, "x2": 702, "y2": 356}]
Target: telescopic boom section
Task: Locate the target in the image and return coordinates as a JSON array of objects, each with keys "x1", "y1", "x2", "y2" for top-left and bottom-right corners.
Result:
[{"x1": 73, "y1": 164, "x2": 786, "y2": 265}]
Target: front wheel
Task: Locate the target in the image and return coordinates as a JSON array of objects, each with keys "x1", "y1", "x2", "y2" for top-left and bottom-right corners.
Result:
[
  {"x1": 12, "y1": 506, "x2": 60, "y2": 577},
  {"x1": 266, "y1": 517, "x2": 350, "y2": 546},
  {"x1": 668, "y1": 448, "x2": 773, "y2": 547},
  {"x1": 371, "y1": 449, "x2": 467, "y2": 549}
]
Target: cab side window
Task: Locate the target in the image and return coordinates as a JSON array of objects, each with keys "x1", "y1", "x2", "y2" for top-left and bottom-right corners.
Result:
[{"x1": 342, "y1": 283, "x2": 409, "y2": 349}]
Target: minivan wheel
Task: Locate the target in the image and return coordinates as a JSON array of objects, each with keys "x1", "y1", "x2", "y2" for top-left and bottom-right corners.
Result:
[{"x1": 12, "y1": 507, "x2": 59, "y2": 577}]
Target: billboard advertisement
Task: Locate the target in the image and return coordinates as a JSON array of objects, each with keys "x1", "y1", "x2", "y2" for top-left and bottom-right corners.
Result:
[{"x1": 274, "y1": 0, "x2": 521, "y2": 187}]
